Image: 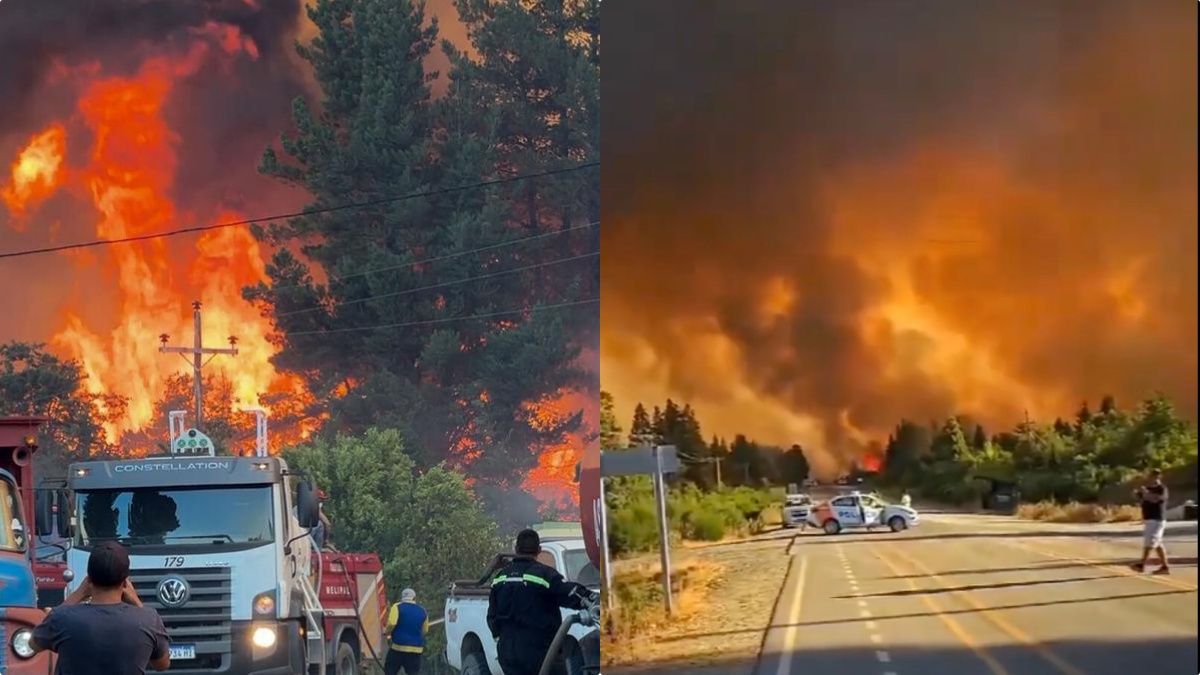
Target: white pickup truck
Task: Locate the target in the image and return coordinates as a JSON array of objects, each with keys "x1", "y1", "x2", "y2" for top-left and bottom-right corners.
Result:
[{"x1": 444, "y1": 537, "x2": 601, "y2": 675}]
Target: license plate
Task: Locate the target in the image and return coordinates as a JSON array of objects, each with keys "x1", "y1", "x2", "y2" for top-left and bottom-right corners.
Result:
[{"x1": 170, "y1": 645, "x2": 197, "y2": 660}]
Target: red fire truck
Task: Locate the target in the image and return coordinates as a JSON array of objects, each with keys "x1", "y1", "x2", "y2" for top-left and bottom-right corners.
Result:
[{"x1": 0, "y1": 416, "x2": 57, "y2": 673}]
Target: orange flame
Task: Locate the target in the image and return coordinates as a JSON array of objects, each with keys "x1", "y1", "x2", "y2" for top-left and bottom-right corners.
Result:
[
  {"x1": 523, "y1": 389, "x2": 592, "y2": 514},
  {"x1": 5, "y1": 39, "x2": 309, "y2": 449},
  {"x1": 2, "y1": 124, "x2": 67, "y2": 226}
]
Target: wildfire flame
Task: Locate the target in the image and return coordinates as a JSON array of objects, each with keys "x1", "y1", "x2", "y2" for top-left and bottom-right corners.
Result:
[
  {"x1": 3, "y1": 24, "x2": 591, "y2": 510},
  {"x1": 3, "y1": 34, "x2": 304, "y2": 450},
  {"x1": 1, "y1": 124, "x2": 67, "y2": 227}
]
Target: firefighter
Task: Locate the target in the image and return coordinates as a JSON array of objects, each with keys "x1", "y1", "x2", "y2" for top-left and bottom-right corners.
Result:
[{"x1": 487, "y1": 529, "x2": 592, "y2": 675}]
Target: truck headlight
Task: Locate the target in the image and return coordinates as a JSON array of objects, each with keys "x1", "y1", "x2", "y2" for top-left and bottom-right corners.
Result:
[
  {"x1": 252, "y1": 626, "x2": 277, "y2": 648},
  {"x1": 12, "y1": 628, "x2": 36, "y2": 659}
]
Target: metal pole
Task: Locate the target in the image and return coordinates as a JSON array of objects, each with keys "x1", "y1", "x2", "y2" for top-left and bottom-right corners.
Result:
[
  {"x1": 192, "y1": 301, "x2": 204, "y2": 430},
  {"x1": 652, "y1": 446, "x2": 674, "y2": 616},
  {"x1": 598, "y1": 474, "x2": 615, "y2": 611}
]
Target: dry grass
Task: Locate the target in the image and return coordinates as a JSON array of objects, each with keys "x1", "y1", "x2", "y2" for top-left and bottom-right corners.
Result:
[
  {"x1": 602, "y1": 536, "x2": 792, "y2": 673},
  {"x1": 1017, "y1": 500, "x2": 1142, "y2": 523},
  {"x1": 603, "y1": 558, "x2": 723, "y2": 661}
]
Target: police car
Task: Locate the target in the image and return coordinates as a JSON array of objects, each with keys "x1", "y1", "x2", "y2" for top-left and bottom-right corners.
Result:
[{"x1": 806, "y1": 491, "x2": 920, "y2": 535}]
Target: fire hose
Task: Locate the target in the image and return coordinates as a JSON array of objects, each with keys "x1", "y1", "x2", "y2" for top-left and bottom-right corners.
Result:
[{"x1": 538, "y1": 590, "x2": 602, "y2": 675}]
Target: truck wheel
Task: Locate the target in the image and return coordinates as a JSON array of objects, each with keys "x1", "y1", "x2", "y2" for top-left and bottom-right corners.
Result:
[
  {"x1": 463, "y1": 650, "x2": 493, "y2": 675},
  {"x1": 888, "y1": 516, "x2": 907, "y2": 532},
  {"x1": 564, "y1": 640, "x2": 586, "y2": 675},
  {"x1": 822, "y1": 519, "x2": 841, "y2": 535},
  {"x1": 334, "y1": 642, "x2": 358, "y2": 675}
]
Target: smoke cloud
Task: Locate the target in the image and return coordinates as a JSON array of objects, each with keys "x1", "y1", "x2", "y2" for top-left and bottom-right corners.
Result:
[{"x1": 601, "y1": 0, "x2": 1197, "y2": 474}]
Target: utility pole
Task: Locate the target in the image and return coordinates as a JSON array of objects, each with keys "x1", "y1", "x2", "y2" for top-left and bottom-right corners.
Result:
[{"x1": 159, "y1": 301, "x2": 238, "y2": 431}]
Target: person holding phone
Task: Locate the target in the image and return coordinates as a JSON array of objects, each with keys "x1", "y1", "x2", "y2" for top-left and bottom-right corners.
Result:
[{"x1": 31, "y1": 540, "x2": 173, "y2": 674}]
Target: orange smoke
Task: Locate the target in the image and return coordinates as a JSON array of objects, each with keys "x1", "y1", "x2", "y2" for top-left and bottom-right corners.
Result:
[{"x1": 1, "y1": 124, "x2": 67, "y2": 226}]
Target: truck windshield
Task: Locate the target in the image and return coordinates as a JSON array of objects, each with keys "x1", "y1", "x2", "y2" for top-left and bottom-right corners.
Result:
[
  {"x1": 75, "y1": 486, "x2": 274, "y2": 549},
  {"x1": 562, "y1": 548, "x2": 599, "y2": 587},
  {"x1": 0, "y1": 479, "x2": 26, "y2": 553}
]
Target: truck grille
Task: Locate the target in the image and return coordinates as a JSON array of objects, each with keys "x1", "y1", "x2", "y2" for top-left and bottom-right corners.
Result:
[{"x1": 132, "y1": 567, "x2": 233, "y2": 665}]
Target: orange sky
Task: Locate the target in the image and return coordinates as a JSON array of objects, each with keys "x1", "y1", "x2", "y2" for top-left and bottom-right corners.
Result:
[{"x1": 601, "y1": 1, "x2": 1198, "y2": 476}]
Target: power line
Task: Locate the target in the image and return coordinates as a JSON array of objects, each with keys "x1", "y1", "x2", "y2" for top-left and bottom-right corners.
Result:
[
  {"x1": 276, "y1": 250, "x2": 599, "y2": 318},
  {"x1": 285, "y1": 298, "x2": 598, "y2": 337},
  {"x1": 0, "y1": 163, "x2": 599, "y2": 261},
  {"x1": 269, "y1": 220, "x2": 599, "y2": 294}
]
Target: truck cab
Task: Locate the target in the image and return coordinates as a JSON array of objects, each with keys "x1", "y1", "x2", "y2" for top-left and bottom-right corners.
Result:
[
  {"x1": 64, "y1": 447, "x2": 354, "y2": 674},
  {"x1": 0, "y1": 416, "x2": 56, "y2": 673}
]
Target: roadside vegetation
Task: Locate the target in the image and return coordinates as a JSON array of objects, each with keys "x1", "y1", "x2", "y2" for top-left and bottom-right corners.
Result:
[{"x1": 871, "y1": 394, "x2": 1198, "y2": 523}]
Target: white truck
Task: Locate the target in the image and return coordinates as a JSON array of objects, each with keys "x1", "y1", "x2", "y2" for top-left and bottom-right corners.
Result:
[
  {"x1": 807, "y1": 491, "x2": 920, "y2": 535},
  {"x1": 63, "y1": 425, "x2": 379, "y2": 675},
  {"x1": 444, "y1": 537, "x2": 601, "y2": 675}
]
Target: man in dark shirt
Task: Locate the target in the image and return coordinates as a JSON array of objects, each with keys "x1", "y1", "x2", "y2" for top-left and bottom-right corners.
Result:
[
  {"x1": 1132, "y1": 468, "x2": 1171, "y2": 574},
  {"x1": 487, "y1": 529, "x2": 592, "y2": 675},
  {"x1": 32, "y1": 540, "x2": 172, "y2": 674}
]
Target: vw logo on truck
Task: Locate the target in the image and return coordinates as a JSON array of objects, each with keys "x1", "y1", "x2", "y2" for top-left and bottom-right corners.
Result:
[{"x1": 157, "y1": 577, "x2": 190, "y2": 608}]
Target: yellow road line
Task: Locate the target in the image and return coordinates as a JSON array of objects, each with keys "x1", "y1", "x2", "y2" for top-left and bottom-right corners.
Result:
[
  {"x1": 871, "y1": 545, "x2": 1011, "y2": 675},
  {"x1": 886, "y1": 544, "x2": 1088, "y2": 675},
  {"x1": 1005, "y1": 540, "x2": 1198, "y2": 593}
]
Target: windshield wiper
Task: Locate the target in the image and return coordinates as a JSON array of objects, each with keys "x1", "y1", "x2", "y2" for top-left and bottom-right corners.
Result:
[{"x1": 164, "y1": 534, "x2": 236, "y2": 544}]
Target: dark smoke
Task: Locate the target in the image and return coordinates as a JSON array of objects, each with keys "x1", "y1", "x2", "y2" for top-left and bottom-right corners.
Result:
[
  {"x1": 602, "y1": 1, "x2": 1197, "y2": 464},
  {"x1": 0, "y1": 0, "x2": 304, "y2": 135}
]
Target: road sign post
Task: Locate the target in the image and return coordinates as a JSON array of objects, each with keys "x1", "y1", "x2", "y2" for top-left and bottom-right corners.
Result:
[{"x1": 600, "y1": 445, "x2": 679, "y2": 616}]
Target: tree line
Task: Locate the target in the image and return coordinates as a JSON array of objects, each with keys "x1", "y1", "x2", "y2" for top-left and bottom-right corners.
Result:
[
  {"x1": 601, "y1": 390, "x2": 1199, "y2": 506},
  {"x1": 601, "y1": 391, "x2": 812, "y2": 488},
  {"x1": 877, "y1": 394, "x2": 1198, "y2": 505}
]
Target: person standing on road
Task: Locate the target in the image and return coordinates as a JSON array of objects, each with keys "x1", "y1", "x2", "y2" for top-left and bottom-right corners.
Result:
[
  {"x1": 30, "y1": 540, "x2": 172, "y2": 674},
  {"x1": 487, "y1": 529, "x2": 592, "y2": 675},
  {"x1": 384, "y1": 588, "x2": 428, "y2": 675},
  {"x1": 1132, "y1": 468, "x2": 1171, "y2": 574}
]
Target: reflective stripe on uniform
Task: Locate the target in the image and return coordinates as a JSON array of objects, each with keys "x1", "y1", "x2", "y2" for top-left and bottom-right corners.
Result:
[{"x1": 491, "y1": 573, "x2": 551, "y2": 588}]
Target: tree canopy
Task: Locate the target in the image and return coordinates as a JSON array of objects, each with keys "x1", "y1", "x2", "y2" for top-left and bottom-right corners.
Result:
[{"x1": 243, "y1": 0, "x2": 600, "y2": 507}]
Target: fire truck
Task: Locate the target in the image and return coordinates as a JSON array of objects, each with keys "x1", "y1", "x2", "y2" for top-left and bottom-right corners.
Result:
[
  {"x1": 62, "y1": 414, "x2": 386, "y2": 674},
  {"x1": 0, "y1": 416, "x2": 57, "y2": 673}
]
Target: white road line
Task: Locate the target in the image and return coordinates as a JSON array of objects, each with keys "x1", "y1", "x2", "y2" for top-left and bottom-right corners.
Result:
[
  {"x1": 883, "y1": 671, "x2": 898, "y2": 675},
  {"x1": 865, "y1": 620, "x2": 877, "y2": 630},
  {"x1": 860, "y1": 609, "x2": 872, "y2": 618},
  {"x1": 775, "y1": 555, "x2": 809, "y2": 675},
  {"x1": 876, "y1": 651, "x2": 891, "y2": 663},
  {"x1": 869, "y1": 634, "x2": 883, "y2": 644},
  {"x1": 857, "y1": 599, "x2": 868, "y2": 608}
]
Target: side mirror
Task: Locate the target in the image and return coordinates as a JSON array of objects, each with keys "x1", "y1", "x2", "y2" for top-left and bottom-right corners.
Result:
[
  {"x1": 296, "y1": 481, "x2": 320, "y2": 529},
  {"x1": 35, "y1": 490, "x2": 55, "y2": 537},
  {"x1": 57, "y1": 490, "x2": 73, "y2": 537}
]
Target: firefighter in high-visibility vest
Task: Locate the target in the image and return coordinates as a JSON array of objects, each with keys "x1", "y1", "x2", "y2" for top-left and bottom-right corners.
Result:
[{"x1": 487, "y1": 529, "x2": 592, "y2": 675}]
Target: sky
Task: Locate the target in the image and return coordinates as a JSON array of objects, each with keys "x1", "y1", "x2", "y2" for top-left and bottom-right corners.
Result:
[{"x1": 601, "y1": 0, "x2": 1198, "y2": 475}]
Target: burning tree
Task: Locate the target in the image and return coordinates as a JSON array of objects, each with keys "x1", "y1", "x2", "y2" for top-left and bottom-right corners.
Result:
[{"x1": 246, "y1": 0, "x2": 600, "y2": 509}]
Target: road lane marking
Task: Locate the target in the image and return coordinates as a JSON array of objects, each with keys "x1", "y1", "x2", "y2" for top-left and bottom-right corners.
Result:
[
  {"x1": 860, "y1": 608, "x2": 873, "y2": 618},
  {"x1": 886, "y1": 545, "x2": 1087, "y2": 675},
  {"x1": 775, "y1": 555, "x2": 809, "y2": 675},
  {"x1": 857, "y1": 599, "x2": 869, "y2": 608},
  {"x1": 869, "y1": 633, "x2": 883, "y2": 644},
  {"x1": 1006, "y1": 539, "x2": 1198, "y2": 592},
  {"x1": 873, "y1": 546, "x2": 1011, "y2": 675},
  {"x1": 866, "y1": 620, "x2": 878, "y2": 629},
  {"x1": 876, "y1": 650, "x2": 891, "y2": 662}
]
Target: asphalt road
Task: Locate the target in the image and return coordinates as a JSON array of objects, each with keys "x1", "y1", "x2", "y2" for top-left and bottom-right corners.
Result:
[{"x1": 757, "y1": 512, "x2": 1198, "y2": 675}]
